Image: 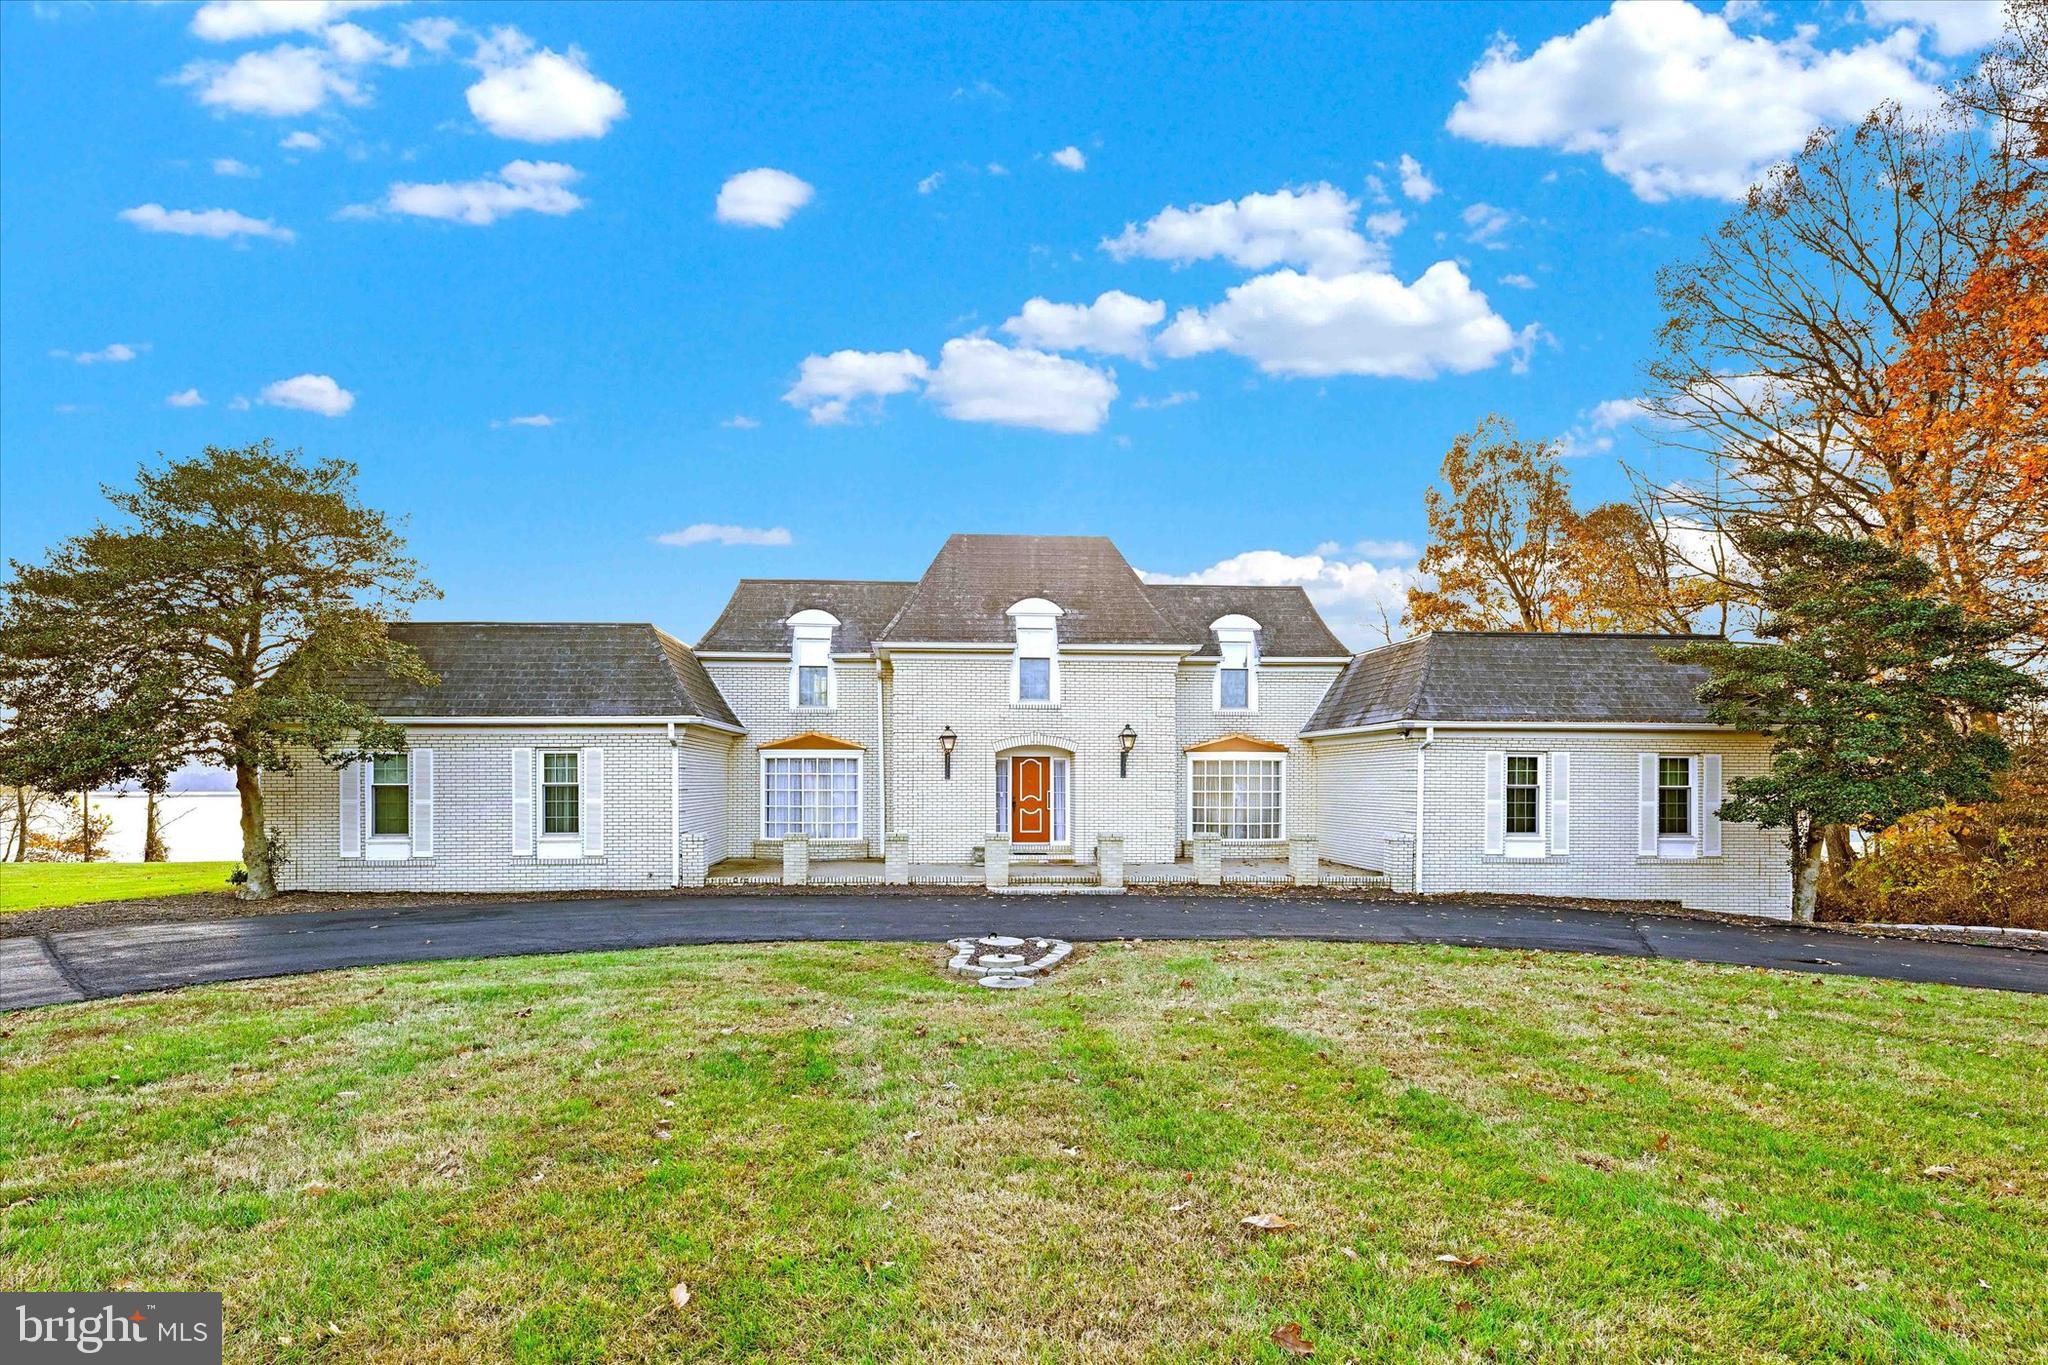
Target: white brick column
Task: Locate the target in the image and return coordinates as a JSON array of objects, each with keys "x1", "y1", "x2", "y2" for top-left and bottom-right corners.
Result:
[
  {"x1": 781, "y1": 835, "x2": 810, "y2": 887},
  {"x1": 677, "y1": 832, "x2": 708, "y2": 888},
  {"x1": 1384, "y1": 832, "x2": 1416, "y2": 893},
  {"x1": 884, "y1": 832, "x2": 911, "y2": 885},
  {"x1": 984, "y1": 835, "x2": 1010, "y2": 890},
  {"x1": 1096, "y1": 834, "x2": 1125, "y2": 890},
  {"x1": 1192, "y1": 832, "x2": 1222, "y2": 886},
  {"x1": 1289, "y1": 834, "x2": 1320, "y2": 887}
]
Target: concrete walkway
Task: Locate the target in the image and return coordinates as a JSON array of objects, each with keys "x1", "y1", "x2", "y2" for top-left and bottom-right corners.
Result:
[{"x1": 5, "y1": 894, "x2": 2045, "y2": 1011}]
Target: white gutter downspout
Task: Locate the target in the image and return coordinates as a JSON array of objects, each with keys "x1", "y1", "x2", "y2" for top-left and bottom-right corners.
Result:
[
  {"x1": 1413, "y1": 725, "x2": 1434, "y2": 896},
  {"x1": 667, "y1": 720, "x2": 680, "y2": 887},
  {"x1": 875, "y1": 663, "x2": 888, "y2": 855}
]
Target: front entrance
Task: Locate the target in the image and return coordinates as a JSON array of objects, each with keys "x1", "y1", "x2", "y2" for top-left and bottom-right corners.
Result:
[{"x1": 1009, "y1": 756, "x2": 1052, "y2": 844}]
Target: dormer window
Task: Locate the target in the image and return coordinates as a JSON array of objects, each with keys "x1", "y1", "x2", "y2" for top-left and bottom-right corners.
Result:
[
  {"x1": 1007, "y1": 597, "x2": 1063, "y2": 705},
  {"x1": 1211, "y1": 614, "x2": 1259, "y2": 713},
  {"x1": 787, "y1": 609, "x2": 840, "y2": 710}
]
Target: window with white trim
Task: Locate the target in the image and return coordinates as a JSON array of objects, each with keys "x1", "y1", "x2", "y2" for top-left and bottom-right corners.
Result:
[
  {"x1": 1211, "y1": 614, "x2": 1260, "y2": 712},
  {"x1": 541, "y1": 751, "x2": 581, "y2": 836},
  {"x1": 1008, "y1": 598, "x2": 1063, "y2": 705},
  {"x1": 1658, "y1": 756, "x2": 1694, "y2": 838},
  {"x1": 1189, "y1": 756, "x2": 1284, "y2": 840},
  {"x1": 763, "y1": 753, "x2": 861, "y2": 840},
  {"x1": 787, "y1": 609, "x2": 839, "y2": 710},
  {"x1": 1505, "y1": 754, "x2": 1541, "y2": 837},
  {"x1": 370, "y1": 754, "x2": 409, "y2": 838}
]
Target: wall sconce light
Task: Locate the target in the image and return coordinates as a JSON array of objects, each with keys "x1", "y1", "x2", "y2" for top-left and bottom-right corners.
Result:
[
  {"x1": 1119, "y1": 724, "x2": 1138, "y2": 778},
  {"x1": 939, "y1": 725, "x2": 957, "y2": 779}
]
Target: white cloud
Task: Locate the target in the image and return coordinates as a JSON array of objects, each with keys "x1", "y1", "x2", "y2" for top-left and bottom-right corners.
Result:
[
  {"x1": 259, "y1": 372, "x2": 354, "y2": 416},
  {"x1": 1588, "y1": 396, "x2": 1648, "y2": 429},
  {"x1": 1001, "y1": 290, "x2": 1164, "y2": 362},
  {"x1": 656, "y1": 524, "x2": 793, "y2": 548},
  {"x1": 1461, "y1": 201, "x2": 1515, "y2": 248},
  {"x1": 190, "y1": 1, "x2": 394, "y2": 42},
  {"x1": 1364, "y1": 209, "x2": 1408, "y2": 237},
  {"x1": 782, "y1": 349, "x2": 930, "y2": 424},
  {"x1": 924, "y1": 337, "x2": 1117, "y2": 434},
  {"x1": 1132, "y1": 390, "x2": 1198, "y2": 410},
  {"x1": 1142, "y1": 547, "x2": 1416, "y2": 648},
  {"x1": 53, "y1": 342, "x2": 143, "y2": 364},
  {"x1": 1050, "y1": 145, "x2": 1087, "y2": 171},
  {"x1": 1101, "y1": 183, "x2": 1378, "y2": 277},
  {"x1": 1864, "y1": 0, "x2": 2012, "y2": 55},
  {"x1": 177, "y1": 44, "x2": 364, "y2": 117},
  {"x1": 166, "y1": 388, "x2": 207, "y2": 407},
  {"x1": 716, "y1": 168, "x2": 814, "y2": 228},
  {"x1": 370, "y1": 160, "x2": 585, "y2": 226},
  {"x1": 466, "y1": 27, "x2": 626, "y2": 142},
  {"x1": 721, "y1": 414, "x2": 760, "y2": 429},
  {"x1": 322, "y1": 20, "x2": 407, "y2": 67},
  {"x1": 1500, "y1": 272, "x2": 1537, "y2": 289},
  {"x1": 1396, "y1": 153, "x2": 1440, "y2": 202},
  {"x1": 1447, "y1": 0, "x2": 1945, "y2": 202},
  {"x1": 119, "y1": 203, "x2": 295, "y2": 242},
  {"x1": 493, "y1": 413, "x2": 557, "y2": 428},
  {"x1": 917, "y1": 171, "x2": 944, "y2": 195},
  {"x1": 987, "y1": 162, "x2": 1010, "y2": 176},
  {"x1": 212, "y1": 157, "x2": 259, "y2": 177},
  {"x1": 404, "y1": 17, "x2": 463, "y2": 54},
  {"x1": 1157, "y1": 262, "x2": 1526, "y2": 380},
  {"x1": 228, "y1": 395, "x2": 251, "y2": 411},
  {"x1": 280, "y1": 129, "x2": 323, "y2": 151}
]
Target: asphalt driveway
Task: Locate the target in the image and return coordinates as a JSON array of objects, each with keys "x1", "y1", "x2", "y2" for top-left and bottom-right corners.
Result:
[{"x1": 6, "y1": 892, "x2": 2046, "y2": 1011}]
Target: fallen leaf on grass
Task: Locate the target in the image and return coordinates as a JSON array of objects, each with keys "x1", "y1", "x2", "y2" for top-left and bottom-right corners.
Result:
[
  {"x1": 1652, "y1": 1133, "x2": 1671, "y2": 1152},
  {"x1": 1337, "y1": 1247, "x2": 1358, "y2": 1260},
  {"x1": 1923, "y1": 1165, "x2": 1959, "y2": 1179},
  {"x1": 669, "y1": 1282, "x2": 690, "y2": 1313},
  {"x1": 1241, "y1": 1213, "x2": 1295, "y2": 1232},
  {"x1": 1271, "y1": 1322, "x2": 1314, "y2": 1356},
  {"x1": 905, "y1": 1130, "x2": 923, "y2": 1143},
  {"x1": 1434, "y1": 1253, "x2": 1487, "y2": 1270},
  {"x1": 300, "y1": 1182, "x2": 332, "y2": 1197},
  {"x1": 1167, "y1": 1200, "x2": 1193, "y2": 1213}
]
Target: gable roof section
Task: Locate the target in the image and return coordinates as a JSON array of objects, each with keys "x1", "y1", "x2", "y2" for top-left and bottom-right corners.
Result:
[
  {"x1": 1304, "y1": 632, "x2": 1722, "y2": 732},
  {"x1": 343, "y1": 622, "x2": 740, "y2": 726},
  {"x1": 696, "y1": 579, "x2": 913, "y2": 653},
  {"x1": 881, "y1": 534, "x2": 1180, "y2": 645},
  {"x1": 1144, "y1": 583, "x2": 1349, "y2": 658}
]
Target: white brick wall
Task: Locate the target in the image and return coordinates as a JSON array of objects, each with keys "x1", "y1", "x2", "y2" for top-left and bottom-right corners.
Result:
[
  {"x1": 1174, "y1": 660, "x2": 1341, "y2": 856},
  {"x1": 1311, "y1": 727, "x2": 1793, "y2": 916},
  {"x1": 1312, "y1": 731, "x2": 1417, "y2": 882},
  {"x1": 266, "y1": 725, "x2": 688, "y2": 893},
  {"x1": 884, "y1": 649, "x2": 1182, "y2": 863},
  {"x1": 677, "y1": 728, "x2": 737, "y2": 867},
  {"x1": 704, "y1": 658, "x2": 884, "y2": 856}
]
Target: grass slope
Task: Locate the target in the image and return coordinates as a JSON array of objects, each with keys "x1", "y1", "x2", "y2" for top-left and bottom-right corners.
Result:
[
  {"x1": 3, "y1": 941, "x2": 2042, "y2": 1361},
  {"x1": 0, "y1": 861, "x2": 238, "y2": 911}
]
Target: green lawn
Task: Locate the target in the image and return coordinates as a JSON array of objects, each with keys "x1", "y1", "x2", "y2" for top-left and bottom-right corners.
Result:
[
  {"x1": 0, "y1": 861, "x2": 238, "y2": 911},
  {"x1": 4, "y1": 941, "x2": 2042, "y2": 1362}
]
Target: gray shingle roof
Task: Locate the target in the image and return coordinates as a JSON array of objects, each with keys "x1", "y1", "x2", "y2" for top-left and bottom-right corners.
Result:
[
  {"x1": 881, "y1": 534, "x2": 1180, "y2": 645},
  {"x1": 345, "y1": 623, "x2": 739, "y2": 726},
  {"x1": 695, "y1": 580, "x2": 914, "y2": 654},
  {"x1": 1143, "y1": 583, "x2": 1350, "y2": 658},
  {"x1": 1304, "y1": 632, "x2": 1723, "y2": 731}
]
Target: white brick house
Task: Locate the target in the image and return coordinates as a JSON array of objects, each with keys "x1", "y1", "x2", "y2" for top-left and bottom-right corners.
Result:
[{"x1": 266, "y1": 534, "x2": 1793, "y2": 915}]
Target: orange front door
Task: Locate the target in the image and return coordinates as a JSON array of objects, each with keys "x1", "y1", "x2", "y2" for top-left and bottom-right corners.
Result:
[{"x1": 1010, "y1": 756, "x2": 1051, "y2": 844}]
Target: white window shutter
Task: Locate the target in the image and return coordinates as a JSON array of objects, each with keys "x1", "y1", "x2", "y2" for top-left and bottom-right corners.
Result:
[
  {"x1": 1483, "y1": 751, "x2": 1506, "y2": 856},
  {"x1": 1638, "y1": 754, "x2": 1660, "y2": 856},
  {"x1": 511, "y1": 748, "x2": 534, "y2": 854},
  {"x1": 581, "y1": 747, "x2": 605, "y2": 855},
  {"x1": 1700, "y1": 753, "x2": 1723, "y2": 857},
  {"x1": 1549, "y1": 752, "x2": 1571, "y2": 855},
  {"x1": 339, "y1": 759, "x2": 362, "y2": 858},
  {"x1": 410, "y1": 748, "x2": 434, "y2": 858}
]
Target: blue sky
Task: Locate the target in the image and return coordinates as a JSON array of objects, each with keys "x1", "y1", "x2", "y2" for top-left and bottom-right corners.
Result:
[{"x1": 0, "y1": 0, "x2": 2008, "y2": 649}]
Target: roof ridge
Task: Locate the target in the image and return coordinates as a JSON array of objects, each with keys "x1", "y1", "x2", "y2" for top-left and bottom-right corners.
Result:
[{"x1": 730, "y1": 577, "x2": 918, "y2": 586}]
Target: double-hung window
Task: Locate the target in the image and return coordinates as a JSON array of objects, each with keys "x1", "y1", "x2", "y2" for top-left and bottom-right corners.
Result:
[
  {"x1": 1008, "y1": 598, "x2": 1063, "y2": 705},
  {"x1": 1188, "y1": 756, "x2": 1284, "y2": 841},
  {"x1": 370, "y1": 754, "x2": 410, "y2": 838},
  {"x1": 1505, "y1": 755, "x2": 1540, "y2": 837},
  {"x1": 787, "y1": 609, "x2": 838, "y2": 710},
  {"x1": 762, "y1": 753, "x2": 861, "y2": 840},
  {"x1": 1658, "y1": 756, "x2": 1693, "y2": 838},
  {"x1": 1211, "y1": 615, "x2": 1259, "y2": 712},
  {"x1": 541, "y1": 751, "x2": 581, "y2": 836}
]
